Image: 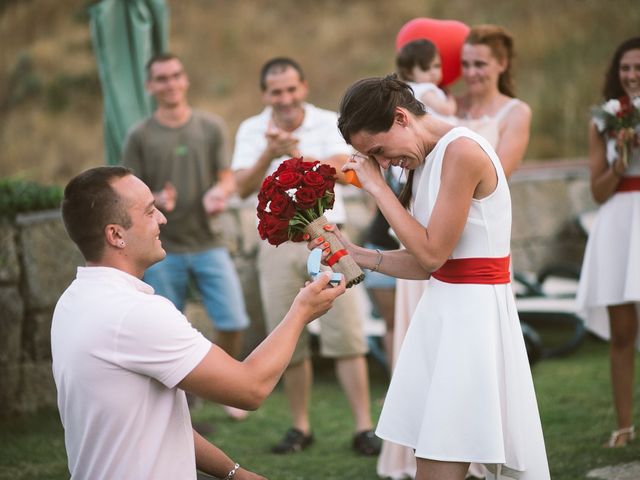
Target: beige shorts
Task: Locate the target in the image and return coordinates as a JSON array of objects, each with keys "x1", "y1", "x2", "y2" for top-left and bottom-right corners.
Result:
[{"x1": 257, "y1": 241, "x2": 368, "y2": 365}]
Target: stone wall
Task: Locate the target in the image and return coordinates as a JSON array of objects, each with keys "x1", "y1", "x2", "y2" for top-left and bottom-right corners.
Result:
[
  {"x1": 0, "y1": 211, "x2": 83, "y2": 415},
  {"x1": 0, "y1": 160, "x2": 598, "y2": 415}
]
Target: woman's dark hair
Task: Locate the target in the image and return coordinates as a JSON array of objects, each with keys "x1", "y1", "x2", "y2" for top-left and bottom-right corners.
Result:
[
  {"x1": 61, "y1": 166, "x2": 133, "y2": 262},
  {"x1": 602, "y1": 36, "x2": 640, "y2": 100},
  {"x1": 396, "y1": 39, "x2": 438, "y2": 82},
  {"x1": 465, "y1": 24, "x2": 516, "y2": 97},
  {"x1": 338, "y1": 74, "x2": 426, "y2": 207}
]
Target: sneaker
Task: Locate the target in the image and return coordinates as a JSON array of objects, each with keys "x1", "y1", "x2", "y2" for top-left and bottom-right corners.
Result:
[
  {"x1": 352, "y1": 429, "x2": 381, "y2": 456},
  {"x1": 271, "y1": 427, "x2": 314, "y2": 454}
]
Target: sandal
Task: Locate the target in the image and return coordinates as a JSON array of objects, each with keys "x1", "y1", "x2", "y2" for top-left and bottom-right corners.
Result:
[
  {"x1": 604, "y1": 425, "x2": 636, "y2": 448},
  {"x1": 352, "y1": 429, "x2": 381, "y2": 456}
]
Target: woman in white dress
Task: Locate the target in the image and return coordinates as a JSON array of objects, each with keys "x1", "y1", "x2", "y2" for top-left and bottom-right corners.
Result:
[
  {"x1": 576, "y1": 36, "x2": 640, "y2": 448},
  {"x1": 312, "y1": 75, "x2": 549, "y2": 480},
  {"x1": 378, "y1": 24, "x2": 532, "y2": 480}
]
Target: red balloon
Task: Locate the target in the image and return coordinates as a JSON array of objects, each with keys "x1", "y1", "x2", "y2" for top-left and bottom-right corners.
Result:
[{"x1": 396, "y1": 18, "x2": 470, "y2": 87}]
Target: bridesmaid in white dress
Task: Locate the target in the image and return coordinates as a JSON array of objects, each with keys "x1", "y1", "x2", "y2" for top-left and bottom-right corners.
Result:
[
  {"x1": 313, "y1": 75, "x2": 549, "y2": 480},
  {"x1": 456, "y1": 24, "x2": 531, "y2": 179},
  {"x1": 576, "y1": 36, "x2": 640, "y2": 448}
]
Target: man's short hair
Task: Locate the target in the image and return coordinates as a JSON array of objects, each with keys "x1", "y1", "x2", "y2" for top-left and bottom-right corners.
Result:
[
  {"x1": 61, "y1": 166, "x2": 133, "y2": 262},
  {"x1": 259, "y1": 57, "x2": 305, "y2": 91},
  {"x1": 145, "y1": 52, "x2": 181, "y2": 79}
]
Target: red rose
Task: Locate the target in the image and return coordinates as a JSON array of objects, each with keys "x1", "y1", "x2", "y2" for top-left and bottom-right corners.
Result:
[
  {"x1": 269, "y1": 192, "x2": 295, "y2": 219},
  {"x1": 302, "y1": 170, "x2": 327, "y2": 195},
  {"x1": 268, "y1": 229, "x2": 289, "y2": 246},
  {"x1": 257, "y1": 195, "x2": 268, "y2": 212},
  {"x1": 278, "y1": 157, "x2": 302, "y2": 172},
  {"x1": 299, "y1": 160, "x2": 319, "y2": 171},
  {"x1": 315, "y1": 163, "x2": 336, "y2": 178},
  {"x1": 276, "y1": 170, "x2": 303, "y2": 189},
  {"x1": 323, "y1": 176, "x2": 336, "y2": 193},
  {"x1": 258, "y1": 213, "x2": 290, "y2": 245},
  {"x1": 260, "y1": 175, "x2": 278, "y2": 199},
  {"x1": 296, "y1": 186, "x2": 319, "y2": 209}
]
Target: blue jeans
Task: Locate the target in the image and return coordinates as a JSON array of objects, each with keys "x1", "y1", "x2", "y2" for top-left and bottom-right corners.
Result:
[{"x1": 144, "y1": 248, "x2": 249, "y2": 332}]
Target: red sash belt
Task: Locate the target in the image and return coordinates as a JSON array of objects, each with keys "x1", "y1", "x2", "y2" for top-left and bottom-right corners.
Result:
[
  {"x1": 432, "y1": 255, "x2": 511, "y2": 284},
  {"x1": 616, "y1": 176, "x2": 640, "y2": 193}
]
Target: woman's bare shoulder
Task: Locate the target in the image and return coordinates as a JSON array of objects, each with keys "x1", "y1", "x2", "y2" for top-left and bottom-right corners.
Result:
[
  {"x1": 445, "y1": 135, "x2": 488, "y2": 165},
  {"x1": 506, "y1": 98, "x2": 532, "y2": 119}
]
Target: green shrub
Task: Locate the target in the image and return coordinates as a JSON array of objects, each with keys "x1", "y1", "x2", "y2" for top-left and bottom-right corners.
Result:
[{"x1": 0, "y1": 177, "x2": 63, "y2": 219}]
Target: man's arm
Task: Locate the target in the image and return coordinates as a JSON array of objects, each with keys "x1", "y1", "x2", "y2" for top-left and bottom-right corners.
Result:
[
  {"x1": 203, "y1": 169, "x2": 235, "y2": 215},
  {"x1": 178, "y1": 273, "x2": 344, "y2": 408},
  {"x1": 234, "y1": 149, "x2": 279, "y2": 199},
  {"x1": 194, "y1": 430, "x2": 265, "y2": 480}
]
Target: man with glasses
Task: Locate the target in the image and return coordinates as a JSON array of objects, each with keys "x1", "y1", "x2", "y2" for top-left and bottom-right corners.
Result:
[{"x1": 122, "y1": 53, "x2": 250, "y2": 421}]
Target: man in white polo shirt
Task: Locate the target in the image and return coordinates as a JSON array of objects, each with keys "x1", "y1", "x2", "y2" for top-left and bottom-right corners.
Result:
[
  {"x1": 51, "y1": 166, "x2": 344, "y2": 480},
  {"x1": 232, "y1": 57, "x2": 381, "y2": 456}
]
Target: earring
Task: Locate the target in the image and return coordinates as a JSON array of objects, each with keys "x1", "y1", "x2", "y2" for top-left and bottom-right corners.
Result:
[{"x1": 119, "y1": 241, "x2": 126, "y2": 248}]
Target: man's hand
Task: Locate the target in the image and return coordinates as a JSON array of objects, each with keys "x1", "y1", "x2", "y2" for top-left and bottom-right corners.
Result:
[
  {"x1": 291, "y1": 272, "x2": 346, "y2": 323},
  {"x1": 153, "y1": 182, "x2": 177, "y2": 212},
  {"x1": 202, "y1": 185, "x2": 227, "y2": 215},
  {"x1": 265, "y1": 123, "x2": 301, "y2": 159}
]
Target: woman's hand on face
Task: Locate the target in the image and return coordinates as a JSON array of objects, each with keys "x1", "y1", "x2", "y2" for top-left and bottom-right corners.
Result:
[{"x1": 343, "y1": 153, "x2": 386, "y2": 196}]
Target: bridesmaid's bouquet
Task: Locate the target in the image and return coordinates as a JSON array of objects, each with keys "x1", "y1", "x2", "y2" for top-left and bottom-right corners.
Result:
[
  {"x1": 591, "y1": 95, "x2": 640, "y2": 167},
  {"x1": 256, "y1": 157, "x2": 364, "y2": 287}
]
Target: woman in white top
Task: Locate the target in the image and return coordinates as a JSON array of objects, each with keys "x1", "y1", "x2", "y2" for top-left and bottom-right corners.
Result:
[
  {"x1": 456, "y1": 25, "x2": 532, "y2": 177},
  {"x1": 378, "y1": 25, "x2": 533, "y2": 480},
  {"x1": 314, "y1": 75, "x2": 549, "y2": 480}
]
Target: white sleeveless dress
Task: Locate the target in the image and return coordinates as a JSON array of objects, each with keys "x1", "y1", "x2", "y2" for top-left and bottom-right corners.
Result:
[
  {"x1": 375, "y1": 127, "x2": 550, "y2": 479},
  {"x1": 576, "y1": 128, "x2": 640, "y2": 349},
  {"x1": 457, "y1": 98, "x2": 522, "y2": 148}
]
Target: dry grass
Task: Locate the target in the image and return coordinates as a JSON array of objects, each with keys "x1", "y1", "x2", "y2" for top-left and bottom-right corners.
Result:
[{"x1": 1, "y1": 0, "x2": 639, "y2": 184}]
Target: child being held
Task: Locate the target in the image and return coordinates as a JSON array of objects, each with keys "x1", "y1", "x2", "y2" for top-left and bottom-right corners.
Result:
[{"x1": 396, "y1": 39, "x2": 457, "y2": 119}]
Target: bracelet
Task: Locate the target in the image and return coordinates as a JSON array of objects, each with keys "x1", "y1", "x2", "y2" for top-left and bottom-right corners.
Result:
[
  {"x1": 371, "y1": 249, "x2": 383, "y2": 272},
  {"x1": 222, "y1": 463, "x2": 240, "y2": 480}
]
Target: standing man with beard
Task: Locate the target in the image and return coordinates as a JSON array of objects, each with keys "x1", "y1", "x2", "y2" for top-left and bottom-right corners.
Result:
[
  {"x1": 122, "y1": 53, "x2": 250, "y2": 420},
  {"x1": 232, "y1": 57, "x2": 381, "y2": 456}
]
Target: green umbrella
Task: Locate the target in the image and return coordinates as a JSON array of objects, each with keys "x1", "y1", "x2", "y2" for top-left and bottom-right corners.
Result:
[{"x1": 89, "y1": 0, "x2": 169, "y2": 165}]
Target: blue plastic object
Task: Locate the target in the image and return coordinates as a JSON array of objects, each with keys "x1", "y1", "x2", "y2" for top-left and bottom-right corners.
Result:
[{"x1": 307, "y1": 248, "x2": 343, "y2": 286}]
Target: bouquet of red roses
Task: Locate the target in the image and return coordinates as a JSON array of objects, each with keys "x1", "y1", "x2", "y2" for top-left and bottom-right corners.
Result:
[
  {"x1": 591, "y1": 95, "x2": 640, "y2": 167},
  {"x1": 257, "y1": 157, "x2": 364, "y2": 287}
]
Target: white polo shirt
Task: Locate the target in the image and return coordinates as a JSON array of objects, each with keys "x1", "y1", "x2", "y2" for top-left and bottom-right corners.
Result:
[
  {"x1": 51, "y1": 266, "x2": 211, "y2": 480},
  {"x1": 232, "y1": 103, "x2": 350, "y2": 224}
]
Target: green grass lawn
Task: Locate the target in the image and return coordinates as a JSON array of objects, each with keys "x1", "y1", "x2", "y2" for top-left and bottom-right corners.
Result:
[{"x1": 0, "y1": 335, "x2": 638, "y2": 480}]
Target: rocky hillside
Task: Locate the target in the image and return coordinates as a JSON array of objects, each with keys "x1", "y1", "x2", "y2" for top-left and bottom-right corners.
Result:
[{"x1": 1, "y1": 0, "x2": 638, "y2": 184}]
